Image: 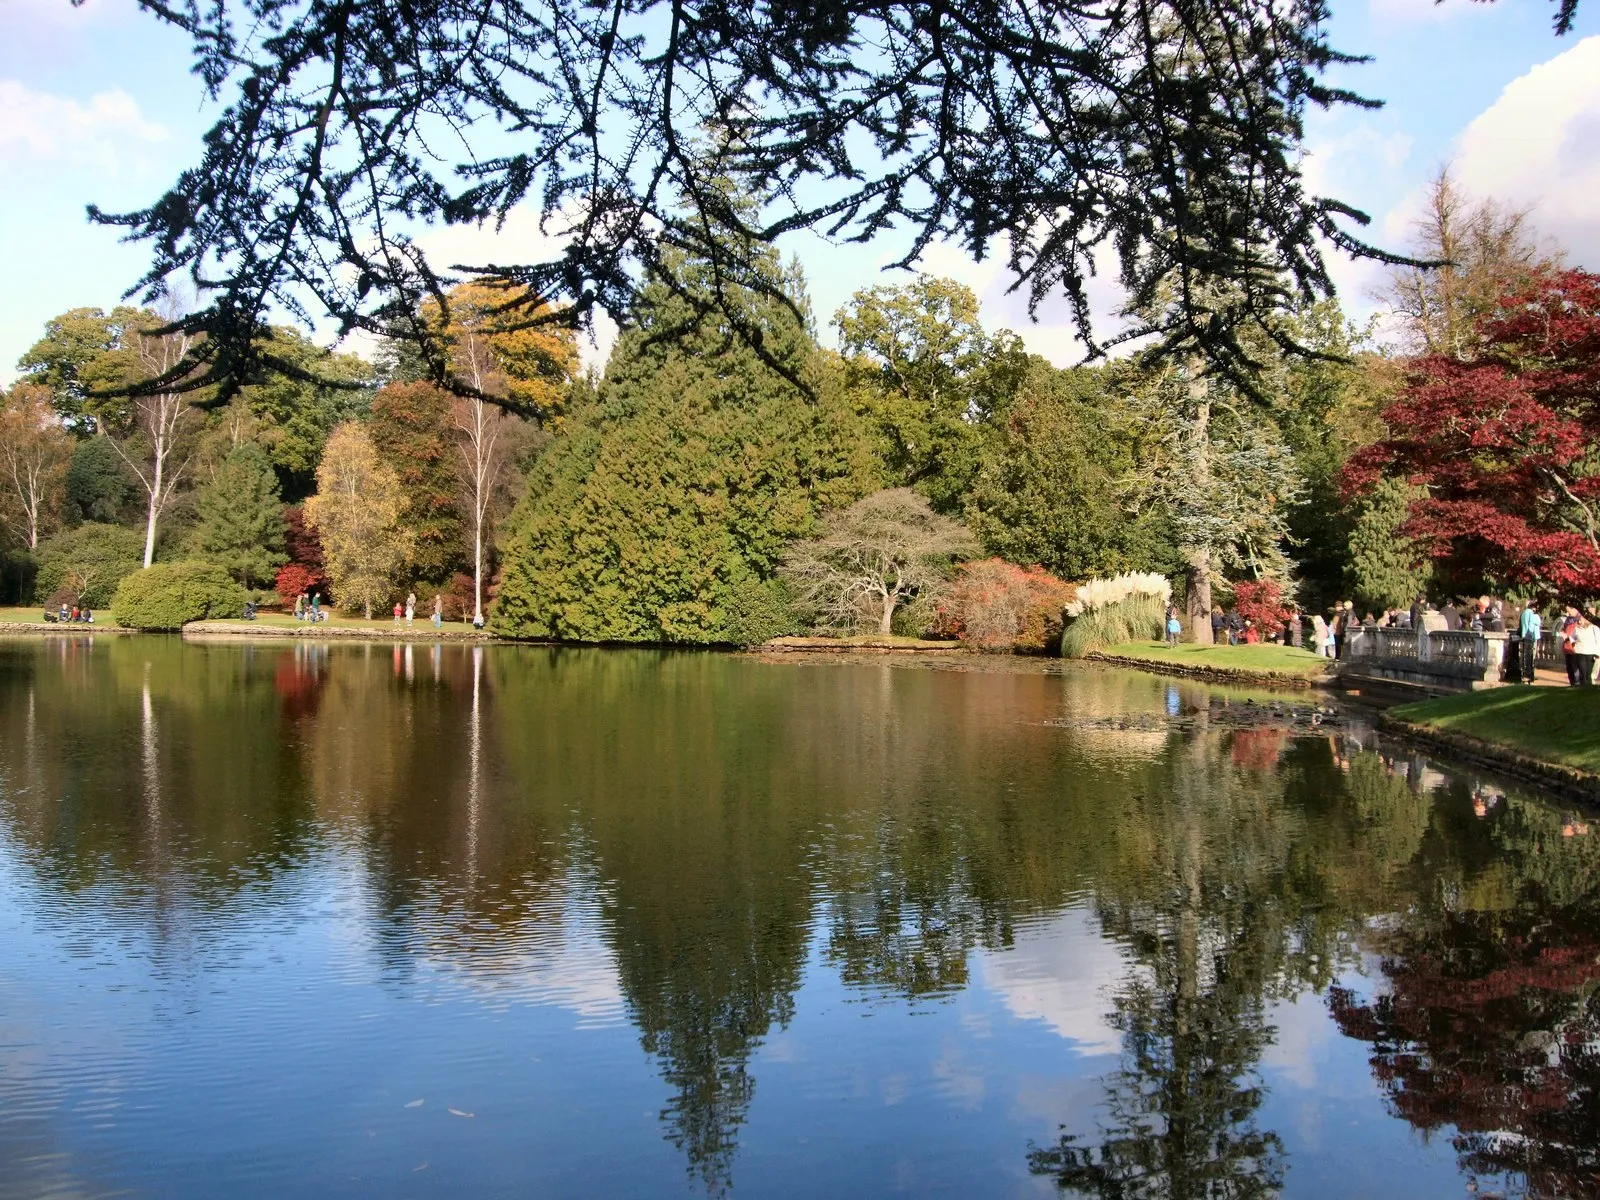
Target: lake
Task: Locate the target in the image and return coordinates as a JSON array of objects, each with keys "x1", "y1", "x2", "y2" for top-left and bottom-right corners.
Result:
[{"x1": 0, "y1": 637, "x2": 1595, "y2": 1198}]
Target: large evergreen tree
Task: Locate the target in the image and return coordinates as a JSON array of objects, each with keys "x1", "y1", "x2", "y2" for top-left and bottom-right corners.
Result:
[
  {"x1": 190, "y1": 444, "x2": 288, "y2": 588},
  {"x1": 965, "y1": 359, "x2": 1182, "y2": 581},
  {"x1": 494, "y1": 241, "x2": 876, "y2": 643}
]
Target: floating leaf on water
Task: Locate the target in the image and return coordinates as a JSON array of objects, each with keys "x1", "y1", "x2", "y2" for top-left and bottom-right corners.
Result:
[
  {"x1": 448, "y1": 1108, "x2": 475, "y2": 1118},
  {"x1": 405, "y1": 1099, "x2": 424, "y2": 1108}
]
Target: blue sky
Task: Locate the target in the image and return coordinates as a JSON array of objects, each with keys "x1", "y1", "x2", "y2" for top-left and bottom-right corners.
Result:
[{"x1": 1, "y1": 0, "x2": 1597, "y2": 380}]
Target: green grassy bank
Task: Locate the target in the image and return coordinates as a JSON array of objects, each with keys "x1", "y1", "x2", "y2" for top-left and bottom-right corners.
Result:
[
  {"x1": 1390, "y1": 687, "x2": 1600, "y2": 776},
  {"x1": 1097, "y1": 641, "x2": 1332, "y2": 680}
]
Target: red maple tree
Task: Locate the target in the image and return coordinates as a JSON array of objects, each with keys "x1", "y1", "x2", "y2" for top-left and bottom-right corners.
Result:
[
  {"x1": 1343, "y1": 269, "x2": 1600, "y2": 598},
  {"x1": 1230, "y1": 579, "x2": 1291, "y2": 630}
]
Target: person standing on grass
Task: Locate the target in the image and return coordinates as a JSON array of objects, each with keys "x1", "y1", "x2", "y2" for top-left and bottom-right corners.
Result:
[
  {"x1": 1165, "y1": 603, "x2": 1181, "y2": 647},
  {"x1": 405, "y1": 591, "x2": 416, "y2": 625},
  {"x1": 1517, "y1": 602, "x2": 1542, "y2": 683},
  {"x1": 432, "y1": 594, "x2": 443, "y2": 629},
  {"x1": 1562, "y1": 607, "x2": 1583, "y2": 685},
  {"x1": 1573, "y1": 613, "x2": 1600, "y2": 686}
]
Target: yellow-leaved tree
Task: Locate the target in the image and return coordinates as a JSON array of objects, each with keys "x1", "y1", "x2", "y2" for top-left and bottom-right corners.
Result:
[
  {"x1": 305, "y1": 422, "x2": 413, "y2": 618},
  {"x1": 423, "y1": 281, "x2": 578, "y2": 623}
]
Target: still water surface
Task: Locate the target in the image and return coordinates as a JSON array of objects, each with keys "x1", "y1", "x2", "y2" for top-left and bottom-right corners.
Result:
[{"x1": 0, "y1": 637, "x2": 1596, "y2": 1199}]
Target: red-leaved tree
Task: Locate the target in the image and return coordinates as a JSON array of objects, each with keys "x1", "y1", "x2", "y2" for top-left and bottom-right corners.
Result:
[
  {"x1": 1230, "y1": 579, "x2": 1291, "y2": 631},
  {"x1": 1343, "y1": 270, "x2": 1600, "y2": 598},
  {"x1": 274, "y1": 562, "x2": 321, "y2": 607}
]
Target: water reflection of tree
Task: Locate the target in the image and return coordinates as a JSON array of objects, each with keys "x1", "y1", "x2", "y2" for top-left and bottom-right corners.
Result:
[
  {"x1": 489, "y1": 649, "x2": 821, "y2": 1196},
  {"x1": 1029, "y1": 732, "x2": 1300, "y2": 1198},
  {"x1": 0, "y1": 638, "x2": 317, "y2": 903},
  {"x1": 1329, "y1": 794, "x2": 1600, "y2": 1199}
]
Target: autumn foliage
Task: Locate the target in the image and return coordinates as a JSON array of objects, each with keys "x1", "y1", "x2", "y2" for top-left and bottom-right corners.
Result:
[
  {"x1": 1343, "y1": 269, "x2": 1600, "y2": 597},
  {"x1": 1230, "y1": 580, "x2": 1291, "y2": 631},
  {"x1": 274, "y1": 563, "x2": 322, "y2": 606},
  {"x1": 939, "y1": 559, "x2": 1075, "y2": 652}
]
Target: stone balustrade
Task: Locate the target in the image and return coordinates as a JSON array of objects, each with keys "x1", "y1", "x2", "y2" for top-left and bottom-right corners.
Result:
[{"x1": 1341, "y1": 624, "x2": 1514, "y2": 690}]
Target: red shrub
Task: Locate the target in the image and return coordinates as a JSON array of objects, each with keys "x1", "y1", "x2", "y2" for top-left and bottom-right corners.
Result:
[
  {"x1": 941, "y1": 559, "x2": 1076, "y2": 653},
  {"x1": 275, "y1": 562, "x2": 327, "y2": 607},
  {"x1": 1232, "y1": 580, "x2": 1291, "y2": 632}
]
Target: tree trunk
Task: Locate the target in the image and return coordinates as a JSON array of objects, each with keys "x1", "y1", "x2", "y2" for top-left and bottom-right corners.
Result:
[
  {"x1": 473, "y1": 524, "x2": 484, "y2": 625},
  {"x1": 879, "y1": 594, "x2": 895, "y2": 635},
  {"x1": 142, "y1": 451, "x2": 161, "y2": 569},
  {"x1": 1187, "y1": 553, "x2": 1214, "y2": 645},
  {"x1": 1184, "y1": 369, "x2": 1214, "y2": 644}
]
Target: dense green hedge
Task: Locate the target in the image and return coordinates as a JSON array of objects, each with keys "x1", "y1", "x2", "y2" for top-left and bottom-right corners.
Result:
[
  {"x1": 34, "y1": 523, "x2": 144, "y2": 608},
  {"x1": 111, "y1": 562, "x2": 247, "y2": 630}
]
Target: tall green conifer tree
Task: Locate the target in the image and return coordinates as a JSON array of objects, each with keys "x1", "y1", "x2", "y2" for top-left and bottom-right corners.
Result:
[
  {"x1": 190, "y1": 444, "x2": 288, "y2": 587},
  {"x1": 495, "y1": 225, "x2": 876, "y2": 643}
]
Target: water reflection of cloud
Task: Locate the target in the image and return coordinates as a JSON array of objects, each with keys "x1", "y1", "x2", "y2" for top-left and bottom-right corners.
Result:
[
  {"x1": 403, "y1": 867, "x2": 628, "y2": 1027},
  {"x1": 1260, "y1": 991, "x2": 1336, "y2": 1092},
  {"x1": 977, "y1": 907, "x2": 1129, "y2": 1056}
]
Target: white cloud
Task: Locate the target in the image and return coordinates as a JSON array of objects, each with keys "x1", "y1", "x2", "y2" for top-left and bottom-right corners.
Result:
[
  {"x1": 410, "y1": 205, "x2": 619, "y2": 370},
  {"x1": 978, "y1": 907, "x2": 1130, "y2": 1056},
  {"x1": 1452, "y1": 35, "x2": 1600, "y2": 269},
  {"x1": 911, "y1": 238, "x2": 1136, "y2": 367},
  {"x1": 0, "y1": 79, "x2": 168, "y2": 175}
]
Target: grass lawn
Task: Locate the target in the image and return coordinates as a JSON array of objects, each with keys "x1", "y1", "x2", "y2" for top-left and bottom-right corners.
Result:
[
  {"x1": 0, "y1": 607, "x2": 53, "y2": 624},
  {"x1": 1390, "y1": 687, "x2": 1600, "y2": 776},
  {"x1": 238, "y1": 611, "x2": 480, "y2": 633},
  {"x1": 1100, "y1": 640, "x2": 1333, "y2": 678},
  {"x1": 764, "y1": 634, "x2": 961, "y2": 649}
]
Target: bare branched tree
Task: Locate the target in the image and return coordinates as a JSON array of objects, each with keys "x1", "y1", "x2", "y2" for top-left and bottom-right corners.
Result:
[
  {"x1": 782, "y1": 489, "x2": 976, "y2": 635},
  {"x1": 109, "y1": 316, "x2": 205, "y2": 568},
  {"x1": 0, "y1": 384, "x2": 71, "y2": 550},
  {"x1": 1382, "y1": 167, "x2": 1558, "y2": 358}
]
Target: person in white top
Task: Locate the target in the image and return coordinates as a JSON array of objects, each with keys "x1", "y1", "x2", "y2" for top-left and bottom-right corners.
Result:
[{"x1": 1571, "y1": 614, "x2": 1600, "y2": 686}]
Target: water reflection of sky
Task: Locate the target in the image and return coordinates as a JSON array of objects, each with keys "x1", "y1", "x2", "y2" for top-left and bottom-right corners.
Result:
[
  {"x1": 0, "y1": 840, "x2": 1480, "y2": 1199},
  {"x1": 2, "y1": 640, "x2": 1596, "y2": 1198}
]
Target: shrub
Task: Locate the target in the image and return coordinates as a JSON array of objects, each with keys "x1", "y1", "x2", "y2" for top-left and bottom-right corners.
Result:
[
  {"x1": 112, "y1": 562, "x2": 247, "y2": 630},
  {"x1": 1232, "y1": 579, "x2": 1292, "y2": 632},
  {"x1": 940, "y1": 559, "x2": 1076, "y2": 653},
  {"x1": 274, "y1": 562, "x2": 327, "y2": 607},
  {"x1": 1061, "y1": 592, "x2": 1168, "y2": 658},
  {"x1": 34, "y1": 523, "x2": 144, "y2": 608},
  {"x1": 721, "y1": 575, "x2": 801, "y2": 646}
]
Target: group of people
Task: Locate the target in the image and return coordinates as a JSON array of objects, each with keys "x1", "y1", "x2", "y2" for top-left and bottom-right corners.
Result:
[
  {"x1": 1164, "y1": 594, "x2": 1600, "y2": 686},
  {"x1": 1325, "y1": 594, "x2": 1600, "y2": 686},
  {"x1": 392, "y1": 591, "x2": 447, "y2": 629},
  {"x1": 47, "y1": 603, "x2": 94, "y2": 624},
  {"x1": 292, "y1": 591, "x2": 327, "y2": 622}
]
